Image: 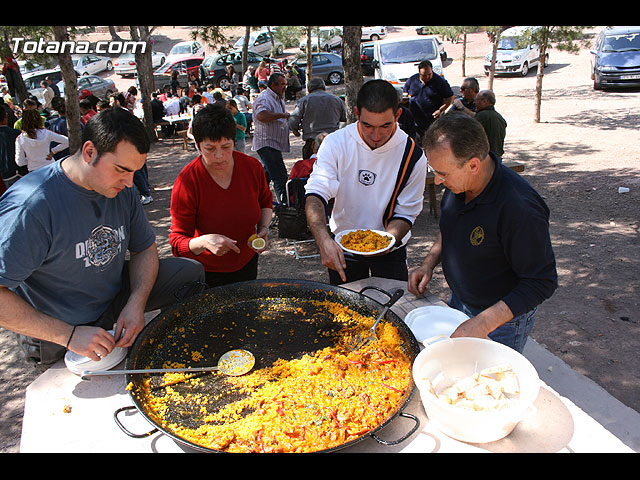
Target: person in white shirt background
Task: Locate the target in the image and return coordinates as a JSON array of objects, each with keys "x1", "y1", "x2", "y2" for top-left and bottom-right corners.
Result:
[{"x1": 15, "y1": 108, "x2": 69, "y2": 172}]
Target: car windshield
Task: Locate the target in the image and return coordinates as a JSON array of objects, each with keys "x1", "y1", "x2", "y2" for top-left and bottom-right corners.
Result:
[
  {"x1": 602, "y1": 33, "x2": 640, "y2": 52},
  {"x1": 170, "y1": 45, "x2": 191, "y2": 55},
  {"x1": 156, "y1": 61, "x2": 173, "y2": 73},
  {"x1": 379, "y1": 39, "x2": 437, "y2": 63},
  {"x1": 497, "y1": 37, "x2": 521, "y2": 50}
]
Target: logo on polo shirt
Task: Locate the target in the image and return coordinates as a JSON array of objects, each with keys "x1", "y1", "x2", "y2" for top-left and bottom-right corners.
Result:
[
  {"x1": 359, "y1": 170, "x2": 377, "y2": 186},
  {"x1": 470, "y1": 226, "x2": 485, "y2": 246}
]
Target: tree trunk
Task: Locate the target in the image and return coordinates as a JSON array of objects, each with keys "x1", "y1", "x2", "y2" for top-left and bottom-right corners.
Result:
[
  {"x1": 533, "y1": 27, "x2": 550, "y2": 123},
  {"x1": 461, "y1": 32, "x2": 467, "y2": 77},
  {"x1": 241, "y1": 26, "x2": 250, "y2": 81},
  {"x1": 305, "y1": 27, "x2": 312, "y2": 85},
  {"x1": 534, "y1": 44, "x2": 547, "y2": 123},
  {"x1": 341, "y1": 26, "x2": 363, "y2": 125},
  {"x1": 52, "y1": 26, "x2": 82, "y2": 155},
  {"x1": 130, "y1": 26, "x2": 157, "y2": 141},
  {"x1": 488, "y1": 33, "x2": 499, "y2": 91}
]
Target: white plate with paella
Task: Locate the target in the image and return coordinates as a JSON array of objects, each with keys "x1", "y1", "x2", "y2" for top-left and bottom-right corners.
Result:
[{"x1": 335, "y1": 228, "x2": 395, "y2": 256}]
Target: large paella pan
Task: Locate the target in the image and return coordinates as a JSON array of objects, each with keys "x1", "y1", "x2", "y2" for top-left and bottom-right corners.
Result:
[{"x1": 115, "y1": 279, "x2": 421, "y2": 453}]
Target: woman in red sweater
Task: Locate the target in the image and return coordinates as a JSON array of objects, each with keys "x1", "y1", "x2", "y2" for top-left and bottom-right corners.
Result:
[{"x1": 169, "y1": 104, "x2": 273, "y2": 288}]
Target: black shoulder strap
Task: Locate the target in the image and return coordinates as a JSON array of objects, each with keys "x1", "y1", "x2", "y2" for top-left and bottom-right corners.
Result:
[{"x1": 383, "y1": 136, "x2": 423, "y2": 228}]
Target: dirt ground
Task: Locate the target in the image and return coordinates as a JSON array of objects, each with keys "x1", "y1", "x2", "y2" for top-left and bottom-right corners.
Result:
[{"x1": 1, "y1": 26, "x2": 639, "y2": 453}]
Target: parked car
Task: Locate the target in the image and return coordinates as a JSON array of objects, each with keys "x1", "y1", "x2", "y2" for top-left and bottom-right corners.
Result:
[
  {"x1": 151, "y1": 56, "x2": 204, "y2": 92},
  {"x1": 166, "y1": 41, "x2": 205, "y2": 62},
  {"x1": 200, "y1": 50, "x2": 268, "y2": 89},
  {"x1": 590, "y1": 26, "x2": 640, "y2": 90},
  {"x1": 300, "y1": 27, "x2": 342, "y2": 52},
  {"x1": 362, "y1": 26, "x2": 387, "y2": 41},
  {"x1": 76, "y1": 75, "x2": 116, "y2": 99},
  {"x1": 23, "y1": 67, "x2": 68, "y2": 105},
  {"x1": 483, "y1": 26, "x2": 547, "y2": 77},
  {"x1": 373, "y1": 35, "x2": 443, "y2": 91},
  {"x1": 292, "y1": 52, "x2": 344, "y2": 85},
  {"x1": 361, "y1": 42, "x2": 375, "y2": 76},
  {"x1": 234, "y1": 29, "x2": 284, "y2": 56},
  {"x1": 114, "y1": 51, "x2": 166, "y2": 77},
  {"x1": 18, "y1": 60, "x2": 46, "y2": 75},
  {"x1": 72, "y1": 54, "x2": 113, "y2": 76}
]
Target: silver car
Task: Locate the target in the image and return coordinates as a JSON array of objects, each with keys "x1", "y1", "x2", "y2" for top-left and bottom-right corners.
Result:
[
  {"x1": 72, "y1": 54, "x2": 113, "y2": 76},
  {"x1": 234, "y1": 30, "x2": 284, "y2": 56},
  {"x1": 76, "y1": 75, "x2": 116, "y2": 99},
  {"x1": 114, "y1": 51, "x2": 166, "y2": 77}
]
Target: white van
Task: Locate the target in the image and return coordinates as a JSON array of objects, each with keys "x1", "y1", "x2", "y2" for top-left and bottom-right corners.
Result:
[
  {"x1": 484, "y1": 26, "x2": 548, "y2": 77},
  {"x1": 372, "y1": 35, "x2": 443, "y2": 91}
]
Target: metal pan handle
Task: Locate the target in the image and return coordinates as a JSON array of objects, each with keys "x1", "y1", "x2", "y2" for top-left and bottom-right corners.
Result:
[
  {"x1": 358, "y1": 286, "x2": 404, "y2": 309},
  {"x1": 369, "y1": 412, "x2": 420, "y2": 446},
  {"x1": 113, "y1": 405, "x2": 159, "y2": 439}
]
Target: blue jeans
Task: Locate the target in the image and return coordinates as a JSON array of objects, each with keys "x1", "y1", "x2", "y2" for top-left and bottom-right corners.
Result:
[
  {"x1": 448, "y1": 293, "x2": 536, "y2": 353},
  {"x1": 257, "y1": 146, "x2": 288, "y2": 204}
]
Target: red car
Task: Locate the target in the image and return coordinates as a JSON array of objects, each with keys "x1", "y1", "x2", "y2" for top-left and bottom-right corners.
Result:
[{"x1": 151, "y1": 55, "x2": 204, "y2": 92}]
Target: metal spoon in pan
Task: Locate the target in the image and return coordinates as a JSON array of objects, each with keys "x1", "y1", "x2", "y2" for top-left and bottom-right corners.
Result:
[{"x1": 81, "y1": 349, "x2": 255, "y2": 380}]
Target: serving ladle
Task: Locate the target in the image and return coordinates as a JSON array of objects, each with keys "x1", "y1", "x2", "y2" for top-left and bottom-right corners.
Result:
[{"x1": 81, "y1": 348, "x2": 255, "y2": 380}]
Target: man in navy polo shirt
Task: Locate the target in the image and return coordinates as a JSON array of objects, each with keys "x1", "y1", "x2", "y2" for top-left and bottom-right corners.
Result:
[
  {"x1": 408, "y1": 113, "x2": 557, "y2": 353},
  {"x1": 403, "y1": 60, "x2": 454, "y2": 141}
]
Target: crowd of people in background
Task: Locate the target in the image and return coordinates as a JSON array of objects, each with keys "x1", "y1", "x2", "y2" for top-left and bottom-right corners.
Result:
[{"x1": 0, "y1": 47, "x2": 558, "y2": 373}]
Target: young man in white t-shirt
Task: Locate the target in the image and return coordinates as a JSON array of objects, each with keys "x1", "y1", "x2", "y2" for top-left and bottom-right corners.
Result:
[{"x1": 305, "y1": 80, "x2": 427, "y2": 285}]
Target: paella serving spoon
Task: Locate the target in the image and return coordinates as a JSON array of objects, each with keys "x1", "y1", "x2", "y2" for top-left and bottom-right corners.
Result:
[
  {"x1": 349, "y1": 288, "x2": 404, "y2": 350},
  {"x1": 80, "y1": 348, "x2": 255, "y2": 380}
]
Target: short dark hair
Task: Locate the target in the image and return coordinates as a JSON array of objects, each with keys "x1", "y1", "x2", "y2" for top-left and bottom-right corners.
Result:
[
  {"x1": 267, "y1": 72, "x2": 286, "y2": 88},
  {"x1": 51, "y1": 96, "x2": 65, "y2": 114},
  {"x1": 422, "y1": 112, "x2": 489, "y2": 166},
  {"x1": 82, "y1": 107, "x2": 150, "y2": 158},
  {"x1": 418, "y1": 60, "x2": 433, "y2": 71},
  {"x1": 356, "y1": 79, "x2": 399, "y2": 114},
  {"x1": 191, "y1": 103, "x2": 236, "y2": 144}
]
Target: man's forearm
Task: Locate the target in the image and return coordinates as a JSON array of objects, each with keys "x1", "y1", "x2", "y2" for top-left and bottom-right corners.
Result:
[
  {"x1": 385, "y1": 218, "x2": 411, "y2": 245},
  {"x1": 256, "y1": 111, "x2": 289, "y2": 123},
  {"x1": 0, "y1": 286, "x2": 73, "y2": 347},
  {"x1": 422, "y1": 232, "x2": 442, "y2": 271},
  {"x1": 305, "y1": 196, "x2": 331, "y2": 242}
]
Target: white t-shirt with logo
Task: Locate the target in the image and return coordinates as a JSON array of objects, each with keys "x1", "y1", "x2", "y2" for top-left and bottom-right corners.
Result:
[{"x1": 304, "y1": 122, "x2": 427, "y2": 246}]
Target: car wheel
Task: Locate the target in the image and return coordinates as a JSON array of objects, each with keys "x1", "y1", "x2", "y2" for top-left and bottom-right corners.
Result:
[
  {"x1": 370, "y1": 34, "x2": 380, "y2": 41},
  {"x1": 217, "y1": 75, "x2": 230, "y2": 90},
  {"x1": 327, "y1": 72, "x2": 342, "y2": 85},
  {"x1": 520, "y1": 62, "x2": 529, "y2": 77},
  {"x1": 105, "y1": 89, "x2": 113, "y2": 99},
  {"x1": 106, "y1": 60, "x2": 113, "y2": 71}
]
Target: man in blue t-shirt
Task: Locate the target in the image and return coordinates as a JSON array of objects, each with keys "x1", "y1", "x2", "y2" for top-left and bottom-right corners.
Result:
[
  {"x1": 403, "y1": 60, "x2": 454, "y2": 141},
  {"x1": 0, "y1": 108, "x2": 205, "y2": 369},
  {"x1": 408, "y1": 113, "x2": 557, "y2": 353}
]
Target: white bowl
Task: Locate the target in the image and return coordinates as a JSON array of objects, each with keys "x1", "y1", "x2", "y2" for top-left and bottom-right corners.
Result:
[{"x1": 412, "y1": 337, "x2": 540, "y2": 443}]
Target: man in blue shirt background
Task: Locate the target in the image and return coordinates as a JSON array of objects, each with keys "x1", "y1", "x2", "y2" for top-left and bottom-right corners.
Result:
[{"x1": 403, "y1": 60, "x2": 454, "y2": 141}]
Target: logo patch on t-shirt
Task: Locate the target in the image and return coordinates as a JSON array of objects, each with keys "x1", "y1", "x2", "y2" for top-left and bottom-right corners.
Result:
[
  {"x1": 358, "y1": 170, "x2": 376, "y2": 186},
  {"x1": 470, "y1": 226, "x2": 485, "y2": 246},
  {"x1": 75, "y1": 224, "x2": 125, "y2": 269}
]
